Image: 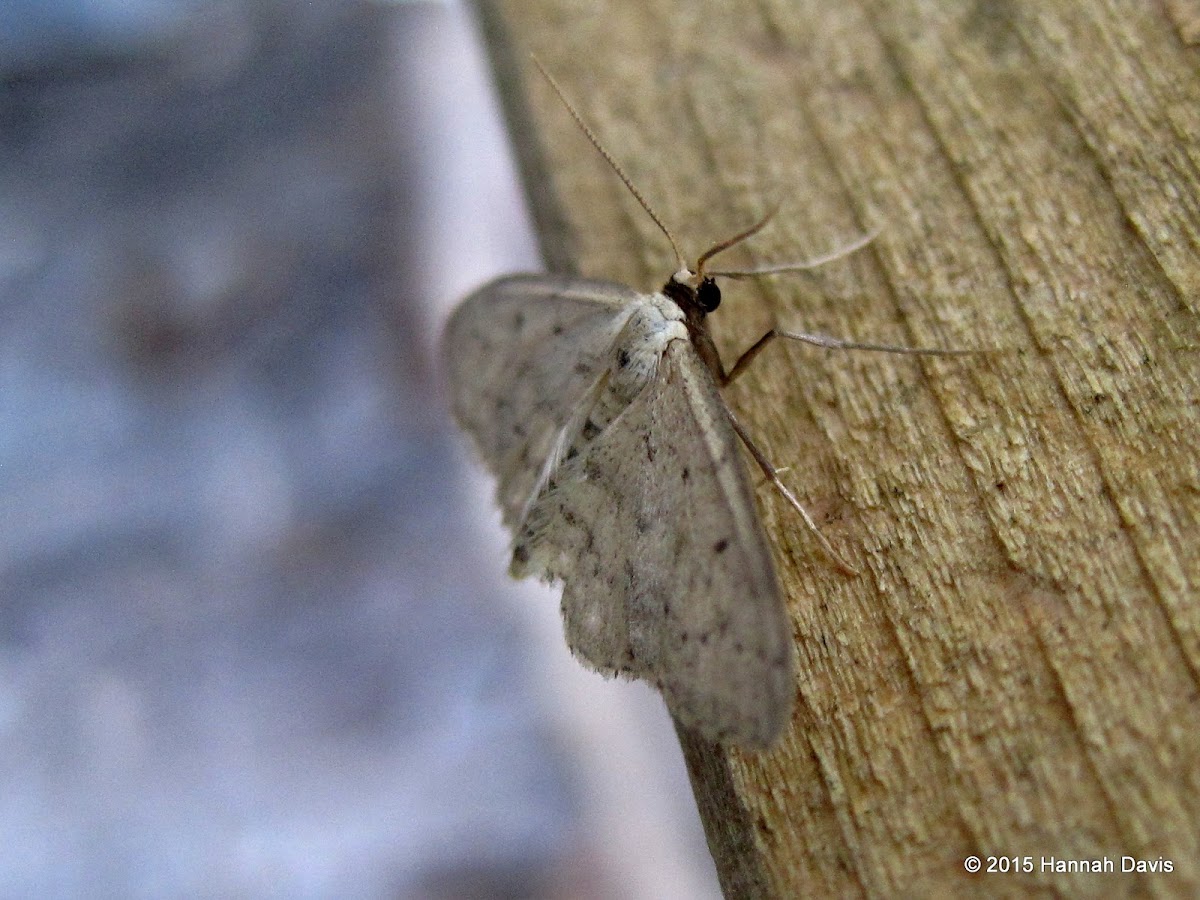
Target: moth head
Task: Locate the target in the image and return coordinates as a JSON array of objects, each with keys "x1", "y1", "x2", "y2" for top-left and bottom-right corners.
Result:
[
  {"x1": 662, "y1": 207, "x2": 777, "y2": 316},
  {"x1": 665, "y1": 267, "x2": 722, "y2": 314}
]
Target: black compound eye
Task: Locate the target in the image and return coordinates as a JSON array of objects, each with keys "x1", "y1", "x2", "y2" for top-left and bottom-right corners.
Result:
[{"x1": 697, "y1": 277, "x2": 721, "y2": 313}]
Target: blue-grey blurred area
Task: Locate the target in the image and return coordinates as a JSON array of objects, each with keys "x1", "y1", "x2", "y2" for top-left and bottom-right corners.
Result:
[
  {"x1": 0, "y1": 1, "x2": 585, "y2": 896},
  {"x1": 0, "y1": 0, "x2": 725, "y2": 896},
  {"x1": 1, "y1": 0, "x2": 206, "y2": 71}
]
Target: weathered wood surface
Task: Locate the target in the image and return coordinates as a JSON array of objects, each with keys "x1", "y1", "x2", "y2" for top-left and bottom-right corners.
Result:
[{"x1": 474, "y1": 1, "x2": 1200, "y2": 895}]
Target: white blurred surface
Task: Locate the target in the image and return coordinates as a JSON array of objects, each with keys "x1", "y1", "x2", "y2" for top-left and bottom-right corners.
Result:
[{"x1": 410, "y1": 3, "x2": 721, "y2": 897}]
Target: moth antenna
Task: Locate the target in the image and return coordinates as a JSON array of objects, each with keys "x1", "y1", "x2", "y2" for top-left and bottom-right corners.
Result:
[
  {"x1": 709, "y1": 228, "x2": 880, "y2": 279},
  {"x1": 531, "y1": 54, "x2": 688, "y2": 273},
  {"x1": 694, "y1": 206, "x2": 778, "y2": 278}
]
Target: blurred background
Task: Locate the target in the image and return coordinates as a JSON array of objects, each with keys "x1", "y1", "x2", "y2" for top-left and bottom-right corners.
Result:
[{"x1": 0, "y1": 0, "x2": 721, "y2": 896}]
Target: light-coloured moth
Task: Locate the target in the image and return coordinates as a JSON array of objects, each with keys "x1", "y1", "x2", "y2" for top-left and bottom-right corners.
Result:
[{"x1": 444, "y1": 60, "x2": 963, "y2": 748}]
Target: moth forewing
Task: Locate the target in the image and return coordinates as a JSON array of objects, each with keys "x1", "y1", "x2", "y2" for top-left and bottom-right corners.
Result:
[{"x1": 645, "y1": 340, "x2": 793, "y2": 747}]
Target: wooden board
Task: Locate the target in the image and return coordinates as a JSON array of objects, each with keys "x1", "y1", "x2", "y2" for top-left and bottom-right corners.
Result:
[{"x1": 473, "y1": 1, "x2": 1200, "y2": 895}]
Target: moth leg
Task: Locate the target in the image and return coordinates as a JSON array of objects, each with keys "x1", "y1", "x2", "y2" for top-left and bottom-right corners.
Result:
[
  {"x1": 723, "y1": 327, "x2": 973, "y2": 385},
  {"x1": 722, "y1": 329, "x2": 777, "y2": 386},
  {"x1": 722, "y1": 403, "x2": 859, "y2": 575}
]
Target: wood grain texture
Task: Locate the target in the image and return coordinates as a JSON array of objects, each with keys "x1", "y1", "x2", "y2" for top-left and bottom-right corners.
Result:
[{"x1": 473, "y1": 1, "x2": 1200, "y2": 895}]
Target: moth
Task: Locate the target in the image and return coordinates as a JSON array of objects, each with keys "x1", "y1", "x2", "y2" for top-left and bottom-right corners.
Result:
[{"x1": 444, "y1": 61, "x2": 960, "y2": 748}]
